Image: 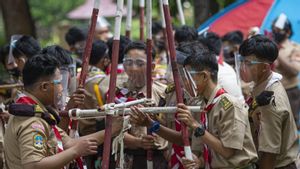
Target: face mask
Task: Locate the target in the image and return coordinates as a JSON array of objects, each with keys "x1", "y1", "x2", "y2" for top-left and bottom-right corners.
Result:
[
  {"x1": 273, "y1": 32, "x2": 286, "y2": 44},
  {"x1": 223, "y1": 48, "x2": 235, "y2": 65}
]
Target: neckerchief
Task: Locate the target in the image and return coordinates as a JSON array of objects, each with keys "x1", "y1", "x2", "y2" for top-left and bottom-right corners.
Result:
[
  {"x1": 15, "y1": 93, "x2": 67, "y2": 169},
  {"x1": 200, "y1": 88, "x2": 226, "y2": 169}
]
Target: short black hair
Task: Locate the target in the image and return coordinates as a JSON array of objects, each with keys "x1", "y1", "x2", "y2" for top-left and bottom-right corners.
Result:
[
  {"x1": 152, "y1": 21, "x2": 163, "y2": 35},
  {"x1": 107, "y1": 35, "x2": 131, "y2": 64},
  {"x1": 41, "y1": 45, "x2": 73, "y2": 66},
  {"x1": 65, "y1": 27, "x2": 86, "y2": 46},
  {"x1": 239, "y1": 35, "x2": 278, "y2": 63},
  {"x1": 12, "y1": 35, "x2": 41, "y2": 59},
  {"x1": 90, "y1": 40, "x2": 108, "y2": 65},
  {"x1": 198, "y1": 32, "x2": 222, "y2": 55},
  {"x1": 124, "y1": 41, "x2": 156, "y2": 60},
  {"x1": 222, "y1": 30, "x2": 244, "y2": 45},
  {"x1": 176, "y1": 41, "x2": 208, "y2": 57},
  {"x1": 23, "y1": 54, "x2": 60, "y2": 88},
  {"x1": 175, "y1": 25, "x2": 198, "y2": 44},
  {"x1": 183, "y1": 43, "x2": 218, "y2": 82},
  {"x1": 0, "y1": 44, "x2": 9, "y2": 65}
]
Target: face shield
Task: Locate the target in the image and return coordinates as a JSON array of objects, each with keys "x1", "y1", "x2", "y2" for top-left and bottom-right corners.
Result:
[
  {"x1": 178, "y1": 66, "x2": 197, "y2": 97},
  {"x1": 68, "y1": 60, "x2": 77, "y2": 94},
  {"x1": 54, "y1": 68, "x2": 68, "y2": 111},
  {"x1": 123, "y1": 56, "x2": 147, "y2": 89},
  {"x1": 8, "y1": 35, "x2": 22, "y2": 66},
  {"x1": 238, "y1": 55, "x2": 272, "y2": 85},
  {"x1": 234, "y1": 54, "x2": 242, "y2": 87},
  {"x1": 175, "y1": 50, "x2": 197, "y2": 97}
]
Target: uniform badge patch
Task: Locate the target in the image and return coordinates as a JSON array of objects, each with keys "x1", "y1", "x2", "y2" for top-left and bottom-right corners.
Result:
[
  {"x1": 220, "y1": 97, "x2": 233, "y2": 111},
  {"x1": 33, "y1": 133, "x2": 44, "y2": 149}
]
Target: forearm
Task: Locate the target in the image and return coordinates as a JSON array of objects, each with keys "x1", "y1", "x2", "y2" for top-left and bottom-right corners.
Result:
[
  {"x1": 155, "y1": 125, "x2": 183, "y2": 145},
  {"x1": 80, "y1": 130, "x2": 105, "y2": 145},
  {"x1": 201, "y1": 131, "x2": 234, "y2": 159},
  {"x1": 124, "y1": 133, "x2": 142, "y2": 149},
  {"x1": 24, "y1": 147, "x2": 77, "y2": 169},
  {"x1": 258, "y1": 152, "x2": 276, "y2": 169}
]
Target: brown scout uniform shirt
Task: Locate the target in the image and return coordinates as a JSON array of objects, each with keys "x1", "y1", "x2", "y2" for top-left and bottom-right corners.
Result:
[
  {"x1": 192, "y1": 86, "x2": 258, "y2": 168},
  {"x1": 276, "y1": 39, "x2": 300, "y2": 89},
  {"x1": 250, "y1": 74, "x2": 299, "y2": 168},
  {"x1": 4, "y1": 95, "x2": 71, "y2": 169}
]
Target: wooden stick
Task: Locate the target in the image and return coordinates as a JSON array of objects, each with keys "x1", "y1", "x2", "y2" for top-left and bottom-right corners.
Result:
[
  {"x1": 139, "y1": 0, "x2": 145, "y2": 41},
  {"x1": 125, "y1": 0, "x2": 133, "y2": 39},
  {"x1": 162, "y1": 0, "x2": 192, "y2": 160},
  {"x1": 146, "y1": 0, "x2": 153, "y2": 168},
  {"x1": 101, "y1": 0, "x2": 124, "y2": 168},
  {"x1": 176, "y1": 0, "x2": 186, "y2": 25},
  {"x1": 159, "y1": 0, "x2": 169, "y2": 63},
  {"x1": 69, "y1": 0, "x2": 100, "y2": 138}
]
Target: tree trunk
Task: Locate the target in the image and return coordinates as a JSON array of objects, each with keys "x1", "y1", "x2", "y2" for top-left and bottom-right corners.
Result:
[
  {"x1": 194, "y1": 0, "x2": 219, "y2": 28},
  {"x1": 0, "y1": 0, "x2": 36, "y2": 42}
]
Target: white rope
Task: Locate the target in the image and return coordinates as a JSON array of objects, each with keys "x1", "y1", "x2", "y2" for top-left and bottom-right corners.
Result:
[{"x1": 112, "y1": 115, "x2": 131, "y2": 169}]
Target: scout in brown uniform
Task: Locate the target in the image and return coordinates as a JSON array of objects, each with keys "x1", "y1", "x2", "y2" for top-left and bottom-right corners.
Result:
[
  {"x1": 272, "y1": 13, "x2": 300, "y2": 129},
  {"x1": 78, "y1": 40, "x2": 110, "y2": 137},
  {"x1": 130, "y1": 46, "x2": 258, "y2": 169},
  {"x1": 4, "y1": 54, "x2": 123, "y2": 169},
  {"x1": 239, "y1": 35, "x2": 299, "y2": 169},
  {"x1": 117, "y1": 41, "x2": 168, "y2": 169}
]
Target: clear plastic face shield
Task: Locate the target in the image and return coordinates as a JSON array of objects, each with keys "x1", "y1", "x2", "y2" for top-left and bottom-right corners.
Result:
[
  {"x1": 238, "y1": 54, "x2": 272, "y2": 85},
  {"x1": 175, "y1": 50, "x2": 197, "y2": 97},
  {"x1": 8, "y1": 35, "x2": 22, "y2": 65},
  {"x1": 54, "y1": 68, "x2": 69, "y2": 111},
  {"x1": 68, "y1": 59, "x2": 77, "y2": 94},
  {"x1": 178, "y1": 66, "x2": 197, "y2": 97},
  {"x1": 123, "y1": 53, "x2": 147, "y2": 89}
]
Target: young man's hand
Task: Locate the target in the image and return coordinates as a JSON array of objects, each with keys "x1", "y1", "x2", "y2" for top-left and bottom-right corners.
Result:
[
  {"x1": 138, "y1": 135, "x2": 159, "y2": 150},
  {"x1": 72, "y1": 138, "x2": 98, "y2": 157},
  {"x1": 129, "y1": 105, "x2": 154, "y2": 128},
  {"x1": 182, "y1": 153, "x2": 202, "y2": 169},
  {"x1": 177, "y1": 103, "x2": 200, "y2": 130},
  {"x1": 66, "y1": 88, "x2": 86, "y2": 110}
]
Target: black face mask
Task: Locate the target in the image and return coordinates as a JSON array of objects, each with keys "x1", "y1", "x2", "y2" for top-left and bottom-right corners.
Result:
[
  {"x1": 273, "y1": 32, "x2": 286, "y2": 44},
  {"x1": 223, "y1": 48, "x2": 235, "y2": 65},
  {"x1": 7, "y1": 68, "x2": 21, "y2": 78}
]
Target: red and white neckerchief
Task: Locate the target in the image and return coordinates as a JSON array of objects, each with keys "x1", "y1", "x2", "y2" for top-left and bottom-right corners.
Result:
[
  {"x1": 200, "y1": 88, "x2": 226, "y2": 169},
  {"x1": 170, "y1": 115, "x2": 184, "y2": 169}
]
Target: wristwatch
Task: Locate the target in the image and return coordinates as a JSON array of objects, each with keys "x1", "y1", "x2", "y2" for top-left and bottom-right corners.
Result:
[{"x1": 193, "y1": 124, "x2": 205, "y2": 137}]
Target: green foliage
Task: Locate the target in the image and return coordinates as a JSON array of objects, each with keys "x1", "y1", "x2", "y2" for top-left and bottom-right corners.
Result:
[{"x1": 29, "y1": 0, "x2": 84, "y2": 27}]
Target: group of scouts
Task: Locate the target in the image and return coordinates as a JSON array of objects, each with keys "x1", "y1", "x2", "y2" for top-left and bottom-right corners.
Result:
[{"x1": 0, "y1": 13, "x2": 299, "y2": 169}]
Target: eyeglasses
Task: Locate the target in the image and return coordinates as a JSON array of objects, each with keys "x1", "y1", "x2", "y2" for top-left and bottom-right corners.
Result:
[{"x1": 123, "y1": 58, "x2": 146, "y2": 67}]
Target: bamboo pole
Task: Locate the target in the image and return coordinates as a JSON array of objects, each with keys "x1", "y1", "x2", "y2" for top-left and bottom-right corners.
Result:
[
  {"x1": 176, "y1": 0, "x2": 186, "y2": 25},
  {"x1": 101, "y1": 0, "x2": 124, "y2": 168},
  {"x1": 162, "y1": 0, "x2": 193, "y2": 160},
  {"x1": 125, "y1": 0, "x2": 132, "y2": 38},
  {"x1": 139, "y1": 0, "x2": 145, "y2": 41},
  {"x1": 146, "y1": 0, "x2": 153, "y2": 168}
]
